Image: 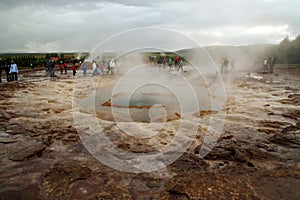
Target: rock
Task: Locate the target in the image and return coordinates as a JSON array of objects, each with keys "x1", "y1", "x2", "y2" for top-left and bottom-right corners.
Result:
[
  {"x1": 97, "y1": 179, "x2": 131, "y2": 200},
  {"x1": 128, "y1": 173, "x2": 171, "y2": 199},
  {"x1": 62, "y1": 132, "x2": 79, "y2": 144},
  {"x1": 0, "y1": 184, "x2": 42, "y2": 200},
  {"x1": 9, "y1": 142, "x2": 46, "y2": 161},
  {"x1": 282, "y1": 110, "x2": 300, "y2": 120},
  {"x1": 0, "y1": 138, "x2": 18, "y2": 144},
  {"x1": 1, "y1": 67, "x2": 300, "y2": 199},
  {"x1": 168, "y1": 153, "x2": 209, "y2": 172},
  {"x1": 41, "y1": 161, "x2": 92, "y2": 199},
  {"x1": 257, "y1": 120, "x2": 292, "y2": 134},
  {"x1": 101, "y1": 98, "x2": 112, "y2": 107},
  {"x1": 202, "y1": 140, "x2": 273, "y2": 166},
  {"x1": 269, "y1": 124, "x2": 300, "y2": 148},
  {"x1": 161, "y1": 171, "x2": 258, "y2": 199},
  {"x1": 194, "y1": 110, "x2": 219, "y2": 117},
  {"x1": 257, "y1": 127, "x2": 279, "y2": 134},
  {"x1": 0, "y1": 131, "x2": 10, "y2": 137}
]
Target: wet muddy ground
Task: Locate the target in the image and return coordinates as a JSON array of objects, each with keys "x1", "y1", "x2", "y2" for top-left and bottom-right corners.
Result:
[{"x1": 0, "y1": 66, "x2": 299, "y2": 199}]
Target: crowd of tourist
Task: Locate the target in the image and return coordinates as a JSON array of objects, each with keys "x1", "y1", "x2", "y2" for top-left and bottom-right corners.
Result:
[
  {"x1": 0, "y1": 59, "x2": 18, "y2": 83},
  {"x1": 263, "y1": 56, "x2": 277, "y2": 74},
  {"x1": 0, "y1": 54, "x2": 278, "y2": 82},
  {"x1": 146, "y1": 56, "x2": 185, "y2": 72}
]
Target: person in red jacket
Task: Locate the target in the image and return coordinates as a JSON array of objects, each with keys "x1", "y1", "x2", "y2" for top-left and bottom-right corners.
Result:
[
  {"x1": 59, "y1": 61, "x2": 63, "y2": 75},
  {"x1": 175, "y1": 56, "x2": 180, "y2": 68},
  {"x1": 63, "y1": 61, "x2": 68, "y2": 74},
  {"x1": 72, "y1": 63, "x2": 76, "y2": 76}
]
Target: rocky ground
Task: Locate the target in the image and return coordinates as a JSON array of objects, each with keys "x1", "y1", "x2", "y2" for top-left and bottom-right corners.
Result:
[{"x1": 0, "y1": 66, "x2": 299, "y2": 200}]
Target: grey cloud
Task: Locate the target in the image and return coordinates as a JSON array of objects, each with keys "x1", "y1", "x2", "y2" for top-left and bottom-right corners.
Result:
[{"x1": 0, "y1": 0, "x2": 299, "y2": 52}]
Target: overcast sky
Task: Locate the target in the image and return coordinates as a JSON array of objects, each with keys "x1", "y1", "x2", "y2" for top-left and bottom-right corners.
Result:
[{"x1": 0, "y1": 0, "x2": 299, "y2": 53}]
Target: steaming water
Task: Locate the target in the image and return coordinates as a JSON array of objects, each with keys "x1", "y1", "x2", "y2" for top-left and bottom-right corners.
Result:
[
  {"x1": 95, "y1": 65, "x2": 224, "y2": 123},
  {"x1": 96, "y1": 85, "x2": 180, "y2": 122}
]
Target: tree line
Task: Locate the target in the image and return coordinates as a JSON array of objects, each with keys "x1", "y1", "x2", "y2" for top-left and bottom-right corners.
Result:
[
  {"x1": 266, "y1": 35, "x2": 300, "y2": 64},
  {"x1": 0, "y1": 53, "x2": 89, "y2": 68}
]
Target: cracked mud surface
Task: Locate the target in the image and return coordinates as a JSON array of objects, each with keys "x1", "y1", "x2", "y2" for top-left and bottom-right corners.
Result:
[{"x1": 0, "y1": 67, "x2": 299, "y2": 199}]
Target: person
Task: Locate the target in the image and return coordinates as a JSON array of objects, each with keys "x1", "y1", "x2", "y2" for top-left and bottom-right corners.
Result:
[
  {"x1": 4, "y1": 61, "x2": 10, "y2": 82},
  {"x1": 175, "y1": 56, "x2": 180, "y2": 68},
  {"x1": 157, "y1": 57, "x2": 163, "y2": 71},
  {"x1": 45, "y1": 61, "x2": 49, "y2": 71},
  {"x1": 153, "y1": 55, "x2": 157, "y2": 64},
  {"x1": 221, "y1": 58, "x2": 229, "y2": 74},
  {"x1": 81, "y1": 61, "x2": 87, "y2": 76},
  {"x1": 50, "y1": 60, "x2": 55, "y2": 77},
  {"x1": 0, "y1": 61, "x2": 2, "y2": 83},
  {"x1": 263, "y1": 57, "x2": 268, "y2": 72},
  {"x1": 30, "y1": 62, "x2": 34, "y2": 69},
  {"x1": 168, "y1": 57, "x2": 173, "y2": 69},
  {"x1": 9, "y1": 60, "x2": 18, "y2": 81},
  {"x1": 59, "y1": 61, "x2": 63, "y2": 75},
  {"x1": 220, "y1": 59, "x2": 224, "y2": 74},
  {"x1": 270, "y1": 56, "x2": 276, "y2": 74},
  {"x1": 106, "y1": 59, "x2": 115, "y2": 75},
  {"x1": 177, "y1": 58, "x2": 184, "y2": 72},
  {"x1": 92, "y1": 60, "x2": 100, "y2": 76},
  {"x1": 63, "y1": 61, "x2": 68, "y2": 74},
  {"x1": 230, "y1": 59, "x2": 235, "y2": 72},
  {"x1": 71, "y1": 63, "x2": 76, "y2": 76},
  {"x1": 162, "y1": 57, "x2": 167, "y2": 70}
]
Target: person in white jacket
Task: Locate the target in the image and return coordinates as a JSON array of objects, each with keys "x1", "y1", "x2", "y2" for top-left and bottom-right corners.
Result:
[
  {"x1": 106, "y1": 59, "x2": 115, "y2": 75},
  {"x1": 92, "y1": 60, "x2": 100, "y2": 76},
  {"x1": 9, "y1": 60, "x2": 18, "y2": 81}
]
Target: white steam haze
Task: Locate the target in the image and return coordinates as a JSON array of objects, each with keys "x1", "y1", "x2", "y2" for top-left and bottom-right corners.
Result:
[{"x1": 0, "y1": 0, "x2": 299, "y2": 53}]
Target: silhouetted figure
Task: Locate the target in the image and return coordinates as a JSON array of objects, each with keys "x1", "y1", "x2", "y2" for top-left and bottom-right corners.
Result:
[
  {"x1": 4, "y1": 62, "x2": 10, "y2": 82},
  {"x1": 0, "y1": 62, "x2": 2, "y2": 83},
  {"x1": 50, "y1": 60, "x2": 55, "y2": 77},
  {"x1": 270, "y1": 57, "x2": 276, "y2": 74},
  {"x1": 221, "y1": 58, "x2": 229, "y2": 74}
]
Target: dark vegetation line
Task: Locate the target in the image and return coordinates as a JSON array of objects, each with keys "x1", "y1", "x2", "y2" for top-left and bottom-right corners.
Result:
[
  {"x1": 0, "y1": 52, "x2": 89, "y2": 69},
  {"x1": 266, "y1": 35, "x2": 300, "y2": 64}
]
